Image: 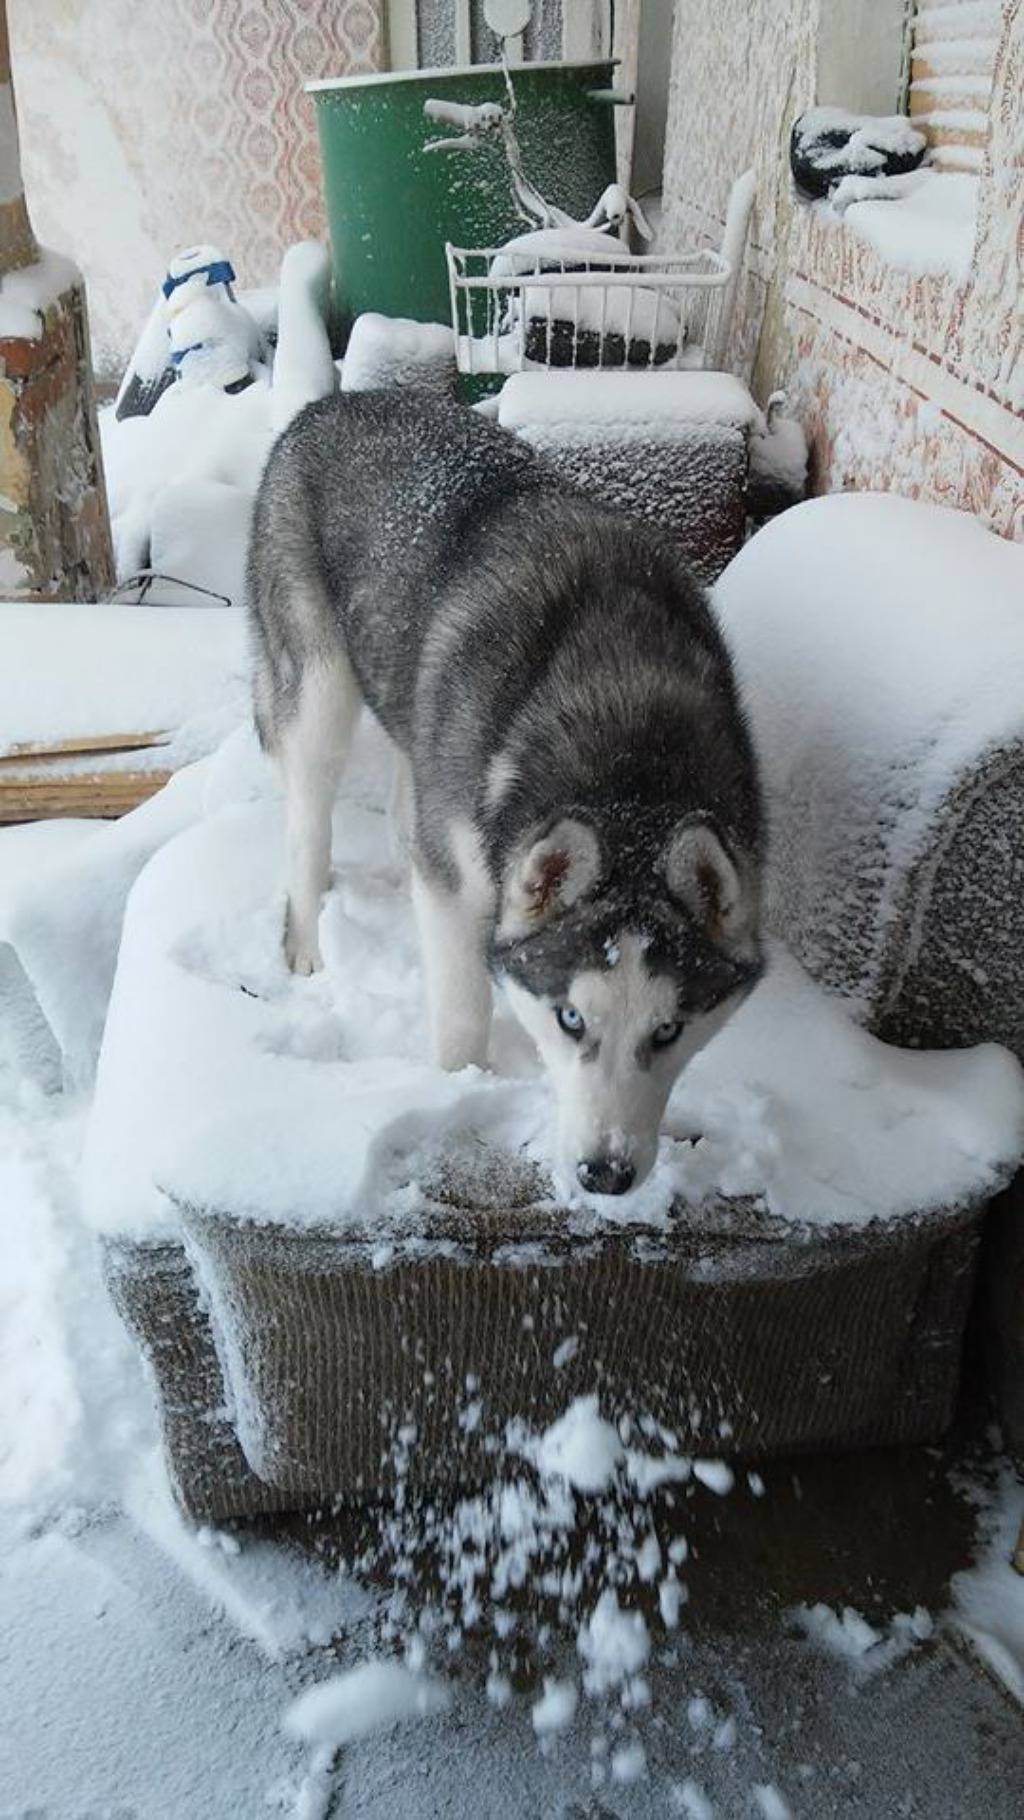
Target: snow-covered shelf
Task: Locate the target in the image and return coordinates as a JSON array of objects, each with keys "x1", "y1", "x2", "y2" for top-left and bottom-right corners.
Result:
[{"x1": 832, "y1": 171, "x2": 980, "y2": 282}]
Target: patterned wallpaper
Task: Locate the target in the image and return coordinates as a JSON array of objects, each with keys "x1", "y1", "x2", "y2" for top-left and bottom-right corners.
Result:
[
  {"x1": 662, "y1": 0, "x2": 1023, "y2": 538},
  {"x1": 8, "y1": 0, "x2": 384, "y2": 378}
]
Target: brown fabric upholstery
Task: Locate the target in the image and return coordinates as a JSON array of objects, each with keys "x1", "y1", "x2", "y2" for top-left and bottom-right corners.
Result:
[{"x1": 104, "y1": 1177, "x2": 989, "y2": 1523}]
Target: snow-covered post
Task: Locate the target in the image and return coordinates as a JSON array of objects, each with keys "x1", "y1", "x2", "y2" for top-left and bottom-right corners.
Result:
[{"x1": 0, "y1": 2, "x2": 113, "y2": 599}]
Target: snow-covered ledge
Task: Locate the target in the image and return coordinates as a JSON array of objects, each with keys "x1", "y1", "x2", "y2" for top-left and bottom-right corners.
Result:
[{"x1": 829, "y1": 169, "x2": 980, "y2": 284}]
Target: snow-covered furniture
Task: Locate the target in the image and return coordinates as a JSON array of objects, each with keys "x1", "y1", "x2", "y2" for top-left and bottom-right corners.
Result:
[
  {"x1": 94, "y1": 777, "x2": 1019, "y2": 1520},
  {"x1": 0, "y1": 603, "x2": 248, "y2": 823},
  {"x1": 717, "y1": 493, "x2": 1024, "y2": 1457},
  {"x1": 341, "y1": 313, "x2": 457, "y2": 397},
  {"x1": 498, "y1": 371, "x2": 760, "y2": 583},
  {"x1": 89, "y1": 486, "x2": 1024, "y2": 1520}
]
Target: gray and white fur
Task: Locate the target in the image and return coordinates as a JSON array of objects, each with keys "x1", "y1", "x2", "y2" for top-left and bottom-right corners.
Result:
[{"x1": 248, "y1": 391, "x2": 763, "y2": 1195}]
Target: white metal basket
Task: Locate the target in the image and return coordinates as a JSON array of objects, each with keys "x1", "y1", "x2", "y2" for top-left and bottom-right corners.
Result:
[{"x1": 445, "y1": 242, "x2": 733, "y2": 378}]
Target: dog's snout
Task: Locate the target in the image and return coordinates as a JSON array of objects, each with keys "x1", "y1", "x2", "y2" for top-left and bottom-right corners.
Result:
[{"x1": 577, "y1": 1155, "x2": 636, "y2": 1197}]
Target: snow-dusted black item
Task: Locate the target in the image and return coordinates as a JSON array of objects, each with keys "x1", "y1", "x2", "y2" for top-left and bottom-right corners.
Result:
[
  {"x1": 522, "y1": 314, "x2": 677, "y2": 369},
  {"x1": 790, "y1": 107, "x2": 926, "y2": 201}
]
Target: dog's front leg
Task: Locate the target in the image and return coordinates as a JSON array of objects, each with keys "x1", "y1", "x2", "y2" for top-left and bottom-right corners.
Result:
[{"x1": 411, "y1": 862, "x2": 492, "y2": 1071}]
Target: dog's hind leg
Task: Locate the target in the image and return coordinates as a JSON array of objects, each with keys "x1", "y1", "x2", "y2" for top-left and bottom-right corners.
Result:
[
  {"x1": 411, "y1": 826, "x2": 494, "y2": 1071},
  {"x1": 278, "y1": 655, "x2": 360, "y2": 975},
  {"x1": 388, "y1": 745, "x2": 414, "y2": 869}
]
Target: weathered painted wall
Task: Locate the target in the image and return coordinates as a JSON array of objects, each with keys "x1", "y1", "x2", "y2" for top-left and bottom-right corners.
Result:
[
  {"x1": 662, "y1": 0, "x2": 1023, "y2": 536},
  {"x1": 7, "y1": 0, "x2": 384, "y2": 380}
]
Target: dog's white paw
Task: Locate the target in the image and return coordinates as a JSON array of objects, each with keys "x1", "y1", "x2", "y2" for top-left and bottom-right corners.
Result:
[{"x1": 284, "y1": 909, "x2": 323, "y2": 976}]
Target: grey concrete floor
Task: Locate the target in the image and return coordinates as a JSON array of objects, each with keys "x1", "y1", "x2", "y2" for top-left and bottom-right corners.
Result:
[{"x1": 2, "y1": 1441, "x2": 1021, "y2": 1819}]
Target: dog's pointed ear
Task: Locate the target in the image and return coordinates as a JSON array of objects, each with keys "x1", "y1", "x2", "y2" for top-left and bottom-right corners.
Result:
[
  {"x1": 498, "y1": 818, "x2": 600, "y2": 940},
  {"x1": 661, "y1": 820, "x2": 759, "y2": 959}
]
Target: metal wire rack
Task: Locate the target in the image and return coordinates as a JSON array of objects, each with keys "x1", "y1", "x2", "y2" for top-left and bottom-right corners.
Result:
[{"x1": 445, "y1": 242, "x2": 732, "y2": 378}]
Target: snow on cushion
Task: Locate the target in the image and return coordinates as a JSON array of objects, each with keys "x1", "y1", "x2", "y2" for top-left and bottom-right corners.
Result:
[
  {"x1": 499, "y1": 370, "x2": 762, "y2": 441},
  {"x1": 82, "y1": 721, "x2": 1023, "y2": 1246},
  {"x1": 499, "y1": 372, "x2": 758, "y2": 585},
  {"x1": 716, "y1": 492, "x2": 1024, "y2": 1055}
]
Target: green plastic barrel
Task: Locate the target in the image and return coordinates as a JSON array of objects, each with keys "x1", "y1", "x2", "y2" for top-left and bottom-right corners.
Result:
[{"x1": 308, "y1": 61, "x2": 621, "y2": 333}]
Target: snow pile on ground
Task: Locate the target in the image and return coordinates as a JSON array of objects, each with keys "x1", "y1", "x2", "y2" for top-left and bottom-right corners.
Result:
[
  {"x1": 298, "y1": 1388, "x2": 738, "y2": 1796},
  {"x1": 0, "y1": 1070, "x2": 149, "y2": 1516},
  {"x1": 951, "y1": 1464, "x2": 1024, "y2": 1702},
  {"x1": 74, "y1": 713, "x2": 1024, "y2": 1239},
  {"x1": 790, "y1": 1600, "x2": 934, "y2": 1681},
  {"x1": 284, "y1": 1659, "x2": 451, "y2": 1746},
  {"x1": 748, "y1": 397, "x2": 808, "y2": 501}
]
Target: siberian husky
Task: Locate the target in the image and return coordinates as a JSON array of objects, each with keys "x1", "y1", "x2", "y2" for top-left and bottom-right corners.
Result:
[{"x1": 248, "y1": 391, "x2": 763, "y2": 1194}]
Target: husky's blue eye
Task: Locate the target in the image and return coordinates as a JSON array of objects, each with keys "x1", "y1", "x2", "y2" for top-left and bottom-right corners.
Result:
[
  {"x1": 556, "y1": 1004, "x2": 585, "y2": 1038},
  {"x1": 652, "y1": 1020, "x2": 683, "y2": 1049}
]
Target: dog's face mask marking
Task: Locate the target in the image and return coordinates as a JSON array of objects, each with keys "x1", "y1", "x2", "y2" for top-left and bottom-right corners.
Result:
[{"x1": 496, "y1": 817, "x2": 760, "y2": 1194}]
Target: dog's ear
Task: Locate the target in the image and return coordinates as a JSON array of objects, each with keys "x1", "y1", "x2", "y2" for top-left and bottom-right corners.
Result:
[
  {"x1": 498, "y1": 818, "x2": 600, "y2": 939},
  {"x1": 661, "y1": 820, "x2": 759, "y2": 959}
]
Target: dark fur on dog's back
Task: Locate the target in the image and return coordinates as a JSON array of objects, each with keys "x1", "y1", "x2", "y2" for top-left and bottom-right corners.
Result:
[{"x1": 249, "y1": 389, "x2": 761, "y2": 911}]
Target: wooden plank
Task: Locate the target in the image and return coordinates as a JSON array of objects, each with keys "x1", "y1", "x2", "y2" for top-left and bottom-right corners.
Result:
[
  {"x1": 0, "y1": 768, "x2": 171, "y2": 823},
  {"x1": 0, "y1": 730, "x2": 169, "y2": 764}
]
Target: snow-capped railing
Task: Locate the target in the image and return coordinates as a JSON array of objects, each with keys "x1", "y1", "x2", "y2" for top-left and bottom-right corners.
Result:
[{"x1": 445, "y1": 242, "x2": 732, "y2": 377}]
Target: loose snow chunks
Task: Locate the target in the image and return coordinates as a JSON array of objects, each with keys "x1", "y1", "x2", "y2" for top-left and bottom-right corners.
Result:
[
  {"x1": 284, "y1": 1660, "x2": 451, "y2": 1749},
  {"x1": 578, "y1": 1590, "x2": 651, "y2": 1695},
  {"x1": 532, "y1": 1397, "x2": 625, "y2": 1494},
  {"x1": 531, "y1": 1677, "x2": 579, "y2": 1736}
]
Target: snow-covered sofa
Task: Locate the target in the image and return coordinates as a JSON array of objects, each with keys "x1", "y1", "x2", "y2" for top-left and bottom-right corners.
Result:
[{"x1": 91, "y1": 493, "x2": 1024, "y2": 1522}]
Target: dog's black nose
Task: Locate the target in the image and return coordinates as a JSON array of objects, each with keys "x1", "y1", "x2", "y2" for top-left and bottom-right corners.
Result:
[{"x1": 577, "y1": 1156, "x2": 636, "y2": 1196}]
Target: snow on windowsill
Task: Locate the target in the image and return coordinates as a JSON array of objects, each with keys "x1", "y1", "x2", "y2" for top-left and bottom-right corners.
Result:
[{"x1": 825, "y1": 170, "x2": 980, "y2": 283}]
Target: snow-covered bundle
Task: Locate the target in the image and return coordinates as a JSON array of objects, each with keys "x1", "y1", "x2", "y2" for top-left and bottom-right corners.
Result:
[
  {"x1": 748, "y1": 391, "x2": 808, "y2": 515},
  {"x1": 341, "y1": 313, "x2": 457, "y2": 397},
  {"x1": 790, "y1": 108, "x2": 927, "y2": 199}
]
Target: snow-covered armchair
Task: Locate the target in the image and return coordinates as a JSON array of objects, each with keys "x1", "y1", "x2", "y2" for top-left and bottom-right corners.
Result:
[
  {"x1": 718, "y1": 492, "x2": 1024, "y2": 1455},
  {"x1": 92, "y1": 494, "x2": 1024, "y2": 1522},
  {"x1": 717, "y1": 492, "x2": 1024, "y2": 1060}
]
